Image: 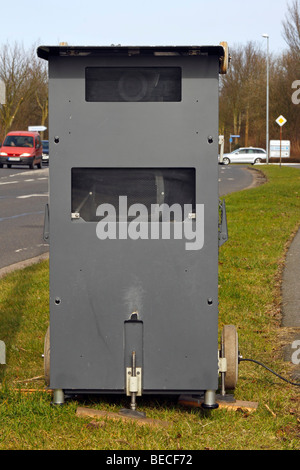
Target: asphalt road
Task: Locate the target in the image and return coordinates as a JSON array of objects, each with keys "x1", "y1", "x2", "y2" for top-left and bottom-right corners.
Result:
[
  {"x1": 0, "y1": 164, "x2": 254, "y2": 270},
  {"x1": 218, "y1": 164, "x2": 254, "y2": 196},
  {"x1": 0, "y1": 166, "x2": 49, "y2": 269}
]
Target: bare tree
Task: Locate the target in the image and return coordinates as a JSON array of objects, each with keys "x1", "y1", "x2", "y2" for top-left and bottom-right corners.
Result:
[
  {"x1": 0, "y1": 42, "x2": 48, "y2": 140},
  {"x1": 24, "y1": 44, "x2": 48, "y2": 139},
  {"x1": 219, "y1": 42, "x2": 266, "y2": 151},
  {"x1": 279, "y1": 1, "x2": 300, "y2": 155},
  {"x1": 0, "y1": 42, "x2": 32, "y2": 137},
  {"x1": 218, "y1": 3, "x2": 300, "y2": 158},
  {"x1": 282, "y1": 0, "x2": 300, "y2": 56}
]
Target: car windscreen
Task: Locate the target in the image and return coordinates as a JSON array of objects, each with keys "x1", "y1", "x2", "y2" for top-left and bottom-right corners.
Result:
[{"x1": 3, "y1": 135, "x2": 34, "y2": 148}]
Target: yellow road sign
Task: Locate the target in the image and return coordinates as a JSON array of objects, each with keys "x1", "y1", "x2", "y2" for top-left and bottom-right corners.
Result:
[{"x1": 276, "y1": 115, "x2": 287, "y2": 126}]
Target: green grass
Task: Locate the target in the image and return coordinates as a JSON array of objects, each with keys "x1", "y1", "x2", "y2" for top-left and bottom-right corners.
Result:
[{"x1": 0, "y1": 165, "x2": 300, "y2": 450}]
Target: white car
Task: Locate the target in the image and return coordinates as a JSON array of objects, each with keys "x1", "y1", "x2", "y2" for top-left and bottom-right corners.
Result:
[{"x1": 220, "y1": 147, "x2": 266, "y2": 165}]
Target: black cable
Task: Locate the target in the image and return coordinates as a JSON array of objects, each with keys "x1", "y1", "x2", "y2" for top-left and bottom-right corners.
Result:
[{"x1": 239, "y1": 357, "x2": 300, "y2": 386}]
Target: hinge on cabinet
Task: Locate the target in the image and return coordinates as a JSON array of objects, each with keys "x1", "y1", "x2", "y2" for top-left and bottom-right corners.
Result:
[{"x1": 218, "y1": 199, "x2": 228, "y2": 246}]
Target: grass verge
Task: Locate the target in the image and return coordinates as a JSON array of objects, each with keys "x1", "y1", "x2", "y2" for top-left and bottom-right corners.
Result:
[{"x1": 0, "y1": 165, "x2": 299, "y2": 450}]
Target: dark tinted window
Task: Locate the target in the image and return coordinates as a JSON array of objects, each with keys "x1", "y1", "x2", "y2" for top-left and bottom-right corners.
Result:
[
  {"x1": 71, "y1": 168, "x2": 195, "y2": 221},
  {"x1": 86, "y1": 67, "x2": 182, "y2": 102}
]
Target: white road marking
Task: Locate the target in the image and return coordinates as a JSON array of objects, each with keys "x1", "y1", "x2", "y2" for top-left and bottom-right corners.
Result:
[
  {"x1": 0, "y1": 181, "x2": 18, "y2": 185},
  {"x1": 17, "y1": 194, "x2": 48, "y2": 199},
  {"x1": 15, "y1": 243, "x2": 49, "y2": 253}
]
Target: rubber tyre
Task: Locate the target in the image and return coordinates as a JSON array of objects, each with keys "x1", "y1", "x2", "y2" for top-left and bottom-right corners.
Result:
[
  {"x1": 223, "y1": 157, "x2": 230, "y2": 165},
  {"x1": 254, "y1": 158, "x2": 262, "y2": 164},
  {"x1": 44, "y1": 326, "x2": 50, "y2": 386},
  {"x1": 222, "y1": 325, "x2": 238, "y2": 390}
]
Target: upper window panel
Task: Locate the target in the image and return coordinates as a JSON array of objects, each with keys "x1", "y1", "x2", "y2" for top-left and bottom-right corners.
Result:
[{"x1": 85, "y1": 67, "x2": 182, "y2": 102}]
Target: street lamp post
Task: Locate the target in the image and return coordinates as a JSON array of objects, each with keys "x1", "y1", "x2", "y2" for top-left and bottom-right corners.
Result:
[{"x1": 262, "y1": 34, "x2": 269, "y2": 164}]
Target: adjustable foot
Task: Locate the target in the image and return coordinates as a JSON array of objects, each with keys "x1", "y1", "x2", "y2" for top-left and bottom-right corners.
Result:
[
  {"x1": 119, "y1": 408, "x2": 146, "y2": 419},
  {"x1": 201, "y1": 390, "x2": 219, "y2": 410},
  {"x1": 52, "y1": 389, "x2": 65, "y2": 405}
]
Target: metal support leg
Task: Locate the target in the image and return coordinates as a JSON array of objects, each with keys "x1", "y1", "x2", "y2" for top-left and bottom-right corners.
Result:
[
  {"x1": 130, "y1": 351, "x2": 137, "y2": 411},
  {"x1": 52, "y1": 389, "x2": 65, "y2": 405},
  {"x1": 201, "y1": 390, "x2": 219, "y2": 410}
]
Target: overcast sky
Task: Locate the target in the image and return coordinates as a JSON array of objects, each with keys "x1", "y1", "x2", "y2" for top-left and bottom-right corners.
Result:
[{"x1": 0, "y1": 0, "x2": 292, "y2": 54}]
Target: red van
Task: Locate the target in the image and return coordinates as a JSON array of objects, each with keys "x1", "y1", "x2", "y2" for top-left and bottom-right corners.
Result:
[{"x1": 0, "y1": 131, "x2": 43, "y2": 169}]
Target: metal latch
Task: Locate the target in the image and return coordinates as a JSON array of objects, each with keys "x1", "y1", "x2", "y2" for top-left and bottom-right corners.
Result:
[
  {"x1": 126, "y1": 351, "x2": 142, "y2": 413},
  {"x1": 218, "y1": 356, "x2": 227, "y2": 373},
  {"x1": 218, "y1": 199, "x2": 228, "y2": 246},
  {"x1": 126, "y1": 366, "x2": 142, "y2": 397},
  {"x1": 43, "y1": 203, "x2": 50, "y2": 241}
]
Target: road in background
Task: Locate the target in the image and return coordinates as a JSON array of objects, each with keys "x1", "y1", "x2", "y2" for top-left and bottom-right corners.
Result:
[
  {"x1": 219, "y1": 164, "x2": 300, "y2": 197},
  {"x1": 0, "y1": 166, "x2": 49, "y2": 269},
  {"x1": 218, "y1": 164, "x2": 254, "y2": 196}
]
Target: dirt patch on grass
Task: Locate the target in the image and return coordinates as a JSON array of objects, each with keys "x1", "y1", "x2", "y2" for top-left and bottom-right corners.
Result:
[{"x1": 245, "y1": 166, "x2": 268, "y2": 190}]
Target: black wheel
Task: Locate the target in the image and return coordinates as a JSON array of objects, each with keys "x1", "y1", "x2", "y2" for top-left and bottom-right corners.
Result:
[
  {"x1": 254, "y1": 158, "x2": 262, "y2": 164},
  {"x1": 44, "y1": 326, "x2": 50, "y2": 386},
  {"x1": 222, "y1": 325, "x2": 238, "y2": 390},
  {"x1": 223, "y1": 157, "x2": 230, "y2": 165}
]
